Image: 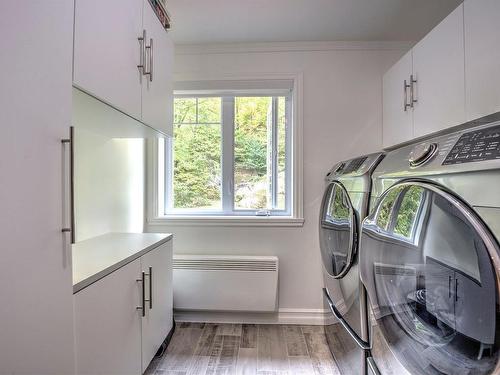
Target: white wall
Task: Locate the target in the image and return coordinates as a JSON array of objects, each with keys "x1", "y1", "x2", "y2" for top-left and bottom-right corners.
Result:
[
  {"x1": 148, "y1": 42, "x2": 407, "y2": 318},
  {"x1": 73, "y1": 89, "x2": 158, "y2": 241}
]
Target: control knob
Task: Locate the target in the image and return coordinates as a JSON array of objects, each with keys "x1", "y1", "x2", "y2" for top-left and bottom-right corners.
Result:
[{"x1": 409, "y1": 142, "x2": 438, "y2": 167}]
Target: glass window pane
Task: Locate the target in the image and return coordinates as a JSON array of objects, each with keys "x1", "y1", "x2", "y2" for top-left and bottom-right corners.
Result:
[
  {"x1": 375, "y1": 186, "x2": 404, "y2": 231},
  {"x1": 393, "y1": 186, "x2": 424, "y2": 240},
  {"x1": 277, "y1": 97, "x2": 286, "y2": 210},
  {"x1": 174, "y1": 98, "x2": 196, "y2": 124},
  {"x1": 234, "y1": 97, "x2": 272, "y2": 210},
  {"x1": 198, "y1": 97, "x2": 221, "y2": 124},
  {"x1": 172, "y1": 98, "x2": 222, "y2": 210}
]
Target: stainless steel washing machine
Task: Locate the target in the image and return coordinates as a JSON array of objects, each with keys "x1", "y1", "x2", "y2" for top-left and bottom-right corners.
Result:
[
  {"x1": 319, "y1": 152, "x2": 384, "y2": 375},
  {"x1": 360, "y1": 117, "x2": 500, "y2": 375}
]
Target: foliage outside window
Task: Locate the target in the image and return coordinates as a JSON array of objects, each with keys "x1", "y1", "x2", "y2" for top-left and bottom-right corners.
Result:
[
  {"x1": 393, "y1": 186, "x2": 424, "y2": 240},
  {"x1": 162, "y1": 93, "x2": 291, "y2": 216}
]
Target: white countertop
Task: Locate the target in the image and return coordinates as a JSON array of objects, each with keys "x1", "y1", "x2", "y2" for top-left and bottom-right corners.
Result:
[{"x1": 72, "y1": 232, "x2": 172, "y2": 294}]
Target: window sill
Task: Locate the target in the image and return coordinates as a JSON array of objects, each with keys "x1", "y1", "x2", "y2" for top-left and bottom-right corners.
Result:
[{"x1": 147, "y1": 215, "x2": 305, "y2": 227}]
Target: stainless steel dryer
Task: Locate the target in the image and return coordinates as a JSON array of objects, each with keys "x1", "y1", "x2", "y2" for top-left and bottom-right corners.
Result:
[
  {"x1": 320, "y1": 152, "x2": 384, "y2": 375},
  {"x1": 360, "y1": 118, "x2": 500, "y2": 375}
]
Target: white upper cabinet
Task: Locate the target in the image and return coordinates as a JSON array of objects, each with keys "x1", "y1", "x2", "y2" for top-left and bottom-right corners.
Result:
[
  {"x1": 383, "y1": 51, "x2": 413, "y2": 148},
  {"x1": 383, "y1": 4, "x2": 468, "y2": 147},
  {"x1": 412, "y1": 4, "x2": 465, "y2": 138},
  {"x1": 74, "y1": 0, "x2": 173, "y2": 136},
  {"x1": 74, "y1": 0, "x2": 143, "y2": 119},
  {"x1": 464, "y1": 0, "x2": 500, "y2": 121},
  {"x1": 141, "y1": 1, "x2": 174, "y2": 135}
]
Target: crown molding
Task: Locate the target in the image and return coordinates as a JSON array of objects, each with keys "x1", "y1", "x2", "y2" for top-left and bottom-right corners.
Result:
[{"x1": 175, "y1": 40, "x2": 413, "y2": 55}]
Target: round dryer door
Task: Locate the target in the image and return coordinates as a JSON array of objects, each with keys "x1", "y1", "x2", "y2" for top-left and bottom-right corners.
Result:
[
  {"x1": 360, "y1": 181, "x2": 500, "y2": 375},
  {"x1": 319, "y1": 182, "x2": 357, "y2": 279}
]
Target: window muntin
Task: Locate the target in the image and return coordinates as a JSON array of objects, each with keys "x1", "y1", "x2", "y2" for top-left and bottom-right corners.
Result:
[{"x1": 164, "y1": 93, "x2": 291, "y2": 216}]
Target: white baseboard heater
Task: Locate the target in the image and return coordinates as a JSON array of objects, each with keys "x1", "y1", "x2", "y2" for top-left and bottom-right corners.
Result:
[{"x1": 173, "y1": 255, "x2": 279, "y2": 312}]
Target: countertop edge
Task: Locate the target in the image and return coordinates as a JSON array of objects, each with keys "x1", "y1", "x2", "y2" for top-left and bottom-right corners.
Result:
[{"x1": 73, "y1": 233, "x2": 173, "y2": 294}]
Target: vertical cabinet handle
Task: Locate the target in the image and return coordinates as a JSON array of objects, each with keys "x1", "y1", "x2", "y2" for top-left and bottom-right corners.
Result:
[
  {"x1": 455, "y1": 278, "x2": 459, "y2": 302},
  {"x1": 137, "y1": 271, "x2": 146, "y2": 317},
  {"x1": 403, "y1": 80, "x2": 411, "y2": 112},
  {"x1": 448, "y1": 275, "x2": 452, "y2": 298},
  {"x1": 145, "y1": 38, "x2": 153, "y2": 82},
  {"x1": 149, "y1": 266, "x2": 153, "y2": 309},
  {"x1": 61, "y1": 126, "x2": 75, "y2": 244},
  {"x1": 410, "y1": 74, "x2": 417, "y2": 107},
  {"x1": 137, "y1": 30, "x2": 146, "y2": 73}
]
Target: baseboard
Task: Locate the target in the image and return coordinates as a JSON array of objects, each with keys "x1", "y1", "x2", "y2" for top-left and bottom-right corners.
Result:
[{"x1": 174, "y1": 308, "x2": 336, "y2": 326}]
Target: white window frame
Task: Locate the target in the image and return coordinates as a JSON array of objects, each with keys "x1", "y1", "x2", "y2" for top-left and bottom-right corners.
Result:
[
  {"x1": 165, "y1": 94, "x2": 291, "y2": 216},
  {"x1": 146, "y1": 74, "x2": 304, "y2": 227}
]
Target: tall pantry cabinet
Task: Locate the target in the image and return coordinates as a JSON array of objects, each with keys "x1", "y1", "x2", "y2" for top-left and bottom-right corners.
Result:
[{"x1": 0, "y1": 2, "x2": 76, "y2": 374}]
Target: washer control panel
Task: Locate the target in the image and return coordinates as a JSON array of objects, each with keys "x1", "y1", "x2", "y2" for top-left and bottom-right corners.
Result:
[{"x1": 443, "y1": 123, "x2": 500, "y2": 165}]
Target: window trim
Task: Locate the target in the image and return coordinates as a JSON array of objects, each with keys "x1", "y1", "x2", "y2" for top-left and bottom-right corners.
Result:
[
  {"x1": 146, "y1": 73, "x2": 304, "y2": 227},
  {"x1": 166, "y1": 94, "x2": 291, "y2": 216}
]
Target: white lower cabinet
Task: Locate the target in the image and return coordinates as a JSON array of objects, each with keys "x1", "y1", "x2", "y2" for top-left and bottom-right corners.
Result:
[
  {"x1": 74, "y1": 241, "x2": 173, "y2": 375},
  {"x1": 141, "y1": 242, "x2": 174, "y2": 372},
  {"x1": 74, "y1": 259, "x2": 142, "y2": 375}
]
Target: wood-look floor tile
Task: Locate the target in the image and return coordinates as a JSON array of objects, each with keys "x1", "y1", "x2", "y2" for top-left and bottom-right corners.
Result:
[
  {"x1": 216, "y1": 323, "x2": 243, "y2": 336},
  {"x1": 159, "y1": 327, "x2": 204, "y2": 372},
  {"x1": 154, "y1": 323, "x2": 345, "y2": 375},
  {"x1": 288, "y1": 355, "x2": 315, "y2": 374},
  {"x1": 236, "y1": 348, "x2": 258, "y2": 375},
  {"x1": 303, "y1": 332, "x2": 340, "y2": 375},
  {"x1": 282, "y1": 325, "x2": 308, "y2": 356},
  {"x1": 180, "y1": 322, "x2": 206, "y2": 329},
  {"x1": 186, "y1": 355, "x2": 210, "y2": 375},
  {"x1": 300, "y1": 326, "x2": 325, "y2": 334},
  {"x1": 241, "y1": 324, "x2": 258, "y2": 349},
  {"x1": 196, "y1": 324, "x2": 220, "y2": 356},
  {"x1": 217, "y1": 335, "x2": 240, "y2": 369},
  {"x1": 206, "y1": 334, "x2": 224, "y2": 375},
  {"x1": 155, "y1": 370, "x2": 187, "y2": 375},
  {"x1": 257, "y1": 325, "x2": 289, "y2": 373}
]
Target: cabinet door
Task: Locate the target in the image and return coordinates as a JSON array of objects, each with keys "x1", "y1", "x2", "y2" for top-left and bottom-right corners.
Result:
[
  {"x1": 382, "y1": 50, "x2": 413, "y2": 148},
  {"x1": 425, "y1": 259, "x2": 455, "y2": 330},
  {"x1": 0, "y1": 2, "x2": 75, "y2": 374},
  {"x1": 141, "y1": 241, "x2": 174, "y2": 372},
  {"x1": 141, "y1": 1, "x2": 174, "y2": 136},
  {"x1": 74, "y1": 0, "x2": 143, "y2": 119},
  {"x1": 464, "y1": 0, "x2": 500, "y2": 121},
  {"x1": 454, "y1": 273, "x2": 495, "y2": 346},
  {"x1": 412, "y1": 4, "x2": 465, "y2": 138},
  {"x1": 74, "y1": 259, "x2": 142, "y2": 375}
]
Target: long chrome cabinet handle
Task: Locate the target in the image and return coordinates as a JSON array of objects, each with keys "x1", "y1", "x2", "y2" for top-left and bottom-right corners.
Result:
[
  {"x1": 403, "y1": 80, "x2": 411, "y2": 112},
  {"x1": 323, "y1": 288, "x2": 370, "y2": 350},
  {"x1": 61, "y1": 126, "x2": 75, "y2": 244},
  {"x1": 137, "y1": 271, "x2": 146, "y2": 317},
  {"x1": 138, "y1": 30, "x2": 146, "y2": 73},
  {"x1": 149, "y1": 266, "x2": 153, "y2": 309},
  {"x1": 410, "y1": 74, "x2": 417, "y2": 107},
  {"x1": 145, "y1": 38, "x2": 153, "y2": 82}
]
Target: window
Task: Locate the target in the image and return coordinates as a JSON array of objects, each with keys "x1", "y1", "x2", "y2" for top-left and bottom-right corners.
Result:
[{"x1": 160, "y1": 92, "x2": 293, "y2": 217}]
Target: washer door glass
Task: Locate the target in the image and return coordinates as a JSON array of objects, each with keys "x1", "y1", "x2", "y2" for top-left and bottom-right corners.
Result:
[
  {"x1": 360, "y1": 182, "x2": 500, "y2": 375},
  {"x1": 319, "y1": 182, "x2": 357, "y2": 278}
]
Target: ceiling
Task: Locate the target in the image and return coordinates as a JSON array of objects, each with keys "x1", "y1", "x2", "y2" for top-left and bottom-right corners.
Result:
[{"x1": 167, "y1": 0, "x2": 463, "y2": 45}]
